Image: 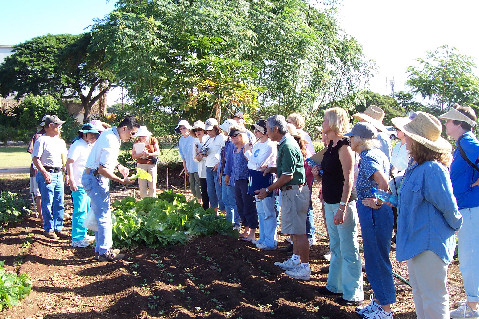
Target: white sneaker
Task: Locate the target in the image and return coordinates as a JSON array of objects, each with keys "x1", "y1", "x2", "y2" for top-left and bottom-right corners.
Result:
[
  {"x1": 323, "y1": 250, "x2": 332, "y2": 261},
  {"x1": 285, "y1": 264, "x2": 311, "y2": 280},
  {"x1": 363, "y1": 305, "x2": 393, "y2": 319},
  {"x1": 356, "y1": 295, "x2": 380, "y2": 317},
  {"x1": 450, "y1": 303, "x2": 479, "y2": 318},
  {"x1": 84, "y1": 235, "x2": 95, "y2": 243},
  {"x1": 71, "y1": 239, "x2": 91, "y2": 248},
  {"x1": 274, "y1": 258, "x2": 300, "y2": 270}
]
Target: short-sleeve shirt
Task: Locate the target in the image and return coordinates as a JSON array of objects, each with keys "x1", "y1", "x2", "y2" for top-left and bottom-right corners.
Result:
[
  {"x1": 356, "y1": 148, "x2": 390, "y2": 200},
  {"x1": 179, "y1": 135, "x2": 198, "y2": 173},
  {"x1": 276, "y1": 135, "x2": 305, "y2": 186},
  {"x1": 450, "y1": 131, "x2": 479, "y2": 209},
  {"x1": 85, "y1": 127, "x2": 121, "y2": 171},
  {"x1": 68, "y1": 138, "x2": 93, "y2": 186},
  {"x1": 204, "y1": 134, "x2": 226, "y2": 168},
  {"x1": 32, "y1": 135, "x2": 67, "y2": 168}
]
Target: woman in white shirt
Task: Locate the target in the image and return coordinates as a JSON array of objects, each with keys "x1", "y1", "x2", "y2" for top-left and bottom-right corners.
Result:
[
  {"x1": 192, "y1": 120, "x2": 210, "y2": 209},
  {"x1": 200, "y1": 118, "x2": 226, "y2": 212},
  {"x1": 244, "y1": 119, "x2": 277, "y2": 250},
  {"x1": 66, "y1": 123, "x2": 99, "y2": 248}
]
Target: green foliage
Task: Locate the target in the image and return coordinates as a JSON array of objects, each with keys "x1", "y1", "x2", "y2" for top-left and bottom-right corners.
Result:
[
  {"x1": 0, "y1": 261, "x2": 32, "y2": 311},
  {"x1": 407, "y1": 45, "x2": 479, "y2": 112},
  {"x1": 0, "y1": 33, "x2": 114, "y2": 120},
  {"x1": 91, "y1": 0, "x2": 371, "y2": 132},
  {"x1": 111, "y1": 191, "x2": 236, "y2": 248},
  {"x1": 0, "y1": 192, "x2": 31, "y2": 229}
]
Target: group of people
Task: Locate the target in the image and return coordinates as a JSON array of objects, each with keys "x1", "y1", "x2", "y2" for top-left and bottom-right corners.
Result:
[
  {"x1": 29, "y1": 114, "x2": 141, "y2": 261},
  {"x1": 176, "y1": 105, "x2": 478, "y2": 319},
  {"x1": 27, "y1": 104, "x2": 478, "y2": 319}
]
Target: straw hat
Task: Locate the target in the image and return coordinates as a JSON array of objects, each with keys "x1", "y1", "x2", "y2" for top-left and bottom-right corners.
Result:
[
  {"x1": 439, "y1": 108, "x2": 477, "y2": 127},
  {"x1": 391, "y1": 112, "x2": 451, "y2": 153},
  {"x1": 353, "y1": 105, "x2": 388, "y2": 132}
]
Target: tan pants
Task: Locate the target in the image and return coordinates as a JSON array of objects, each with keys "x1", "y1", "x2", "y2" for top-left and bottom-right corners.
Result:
[{"x1": 137, "y1": 163, "x2": 157, "y2": 198}]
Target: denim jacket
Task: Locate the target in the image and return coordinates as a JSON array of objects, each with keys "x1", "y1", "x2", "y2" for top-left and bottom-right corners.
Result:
[{"x1": 396, "y1": 161, "x2": 462, "y2": 264}]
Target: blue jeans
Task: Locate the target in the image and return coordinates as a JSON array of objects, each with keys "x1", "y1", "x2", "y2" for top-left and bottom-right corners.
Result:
[
  {"x1": 71, "y1": 187, "x2": 90, "y2": 242},
  {"x1": 82, "y1": 170, "x2": 112, "y2": 255},
  {"x1": 256, "y1": 195, "x2": 277, "y2": 248},
  {"x1": 357, "y1": 201, "x2": 396, "y2": 306},
  {"x1": 206, "y1": 167, "x2": 224, "y2": 210},
  {"x1": 306, "y1": 199, "x2": 315, "y2": 238},
  {"x1": 222, "y1": 176, "x2": 239, "y2": 227},
  {"x1": 324, "y1": 202, "x2": 363, "y2": 302},
  {"x1": 36, "y1": 172, "x2": 64, "y2": 232},
  {"x1": 458, "y1": 207, "x2": 479, "y2": 303}
]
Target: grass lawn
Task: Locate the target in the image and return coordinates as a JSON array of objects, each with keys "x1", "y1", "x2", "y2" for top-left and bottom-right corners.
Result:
[{"x1": 0, "y1": 146, "x2": 31, "y2": 169}]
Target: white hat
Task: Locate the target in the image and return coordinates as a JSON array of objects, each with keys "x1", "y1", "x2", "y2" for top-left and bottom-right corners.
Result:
[
  {"x1": 233, "y1": 111, "x2": 244, "y2": 119},
  {"x1": 392, "y1": 111, "x2": 451, "y2": 153},
  {"x1": 192, "y1": 120, "x2": 206, "y2": 130},
  {"x1": 205, "y1": 118, "x2": 218, "y2": 131},
  {"x1": 219, "y1": 119, "x2": 237, "y2": 134},
  {"x1": 136, "y1": 125, "x2": 152, "y2": 137},
  {"x1": 175, "y1": 120, "x2": 192, "y2": 133}
]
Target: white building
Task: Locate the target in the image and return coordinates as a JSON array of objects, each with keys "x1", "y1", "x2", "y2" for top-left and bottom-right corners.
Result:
[{"x1": 0, "y1": 45, "x2": 13, "y2": 64}]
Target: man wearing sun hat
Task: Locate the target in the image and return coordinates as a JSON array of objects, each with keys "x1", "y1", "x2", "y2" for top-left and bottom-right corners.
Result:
[
  {"x1": 439, "y1": 105, "x2": 479, "y2": 318},
  {"x1": 353, "y1": 105, "x2": 392, "y2": 160},
  {"x1": 392, "y1": 111, "x2": 462, "y2": 319}
]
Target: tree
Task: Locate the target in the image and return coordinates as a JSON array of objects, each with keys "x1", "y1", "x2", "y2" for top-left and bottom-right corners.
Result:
[
  {"x1": 91, "y1": 0, "x2": 371, "y2": 133},
  {"x1": 406, "y1": 45, "x2": 479, "y2": 112},
  {"x1": 0, "y1": 33, "x2": 115, "y2": 121}
]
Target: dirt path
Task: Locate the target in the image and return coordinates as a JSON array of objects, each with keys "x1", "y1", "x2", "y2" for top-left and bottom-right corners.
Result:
[{"x1": 0, "y1": 179, "x2": 466, "y2": 319}]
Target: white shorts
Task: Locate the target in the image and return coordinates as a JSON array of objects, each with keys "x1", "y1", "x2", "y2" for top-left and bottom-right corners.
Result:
[{"x1": 30, "y1": 176, "x2": 40, "y2": 196}]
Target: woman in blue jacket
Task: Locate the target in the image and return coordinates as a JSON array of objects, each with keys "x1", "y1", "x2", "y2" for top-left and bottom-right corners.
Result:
[{"x1": 392, "y1": 112, "x2": 462, "y2": 319}]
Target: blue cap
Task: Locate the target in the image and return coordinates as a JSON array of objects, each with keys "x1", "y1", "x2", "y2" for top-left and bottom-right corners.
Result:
[
  {"x1": 344, "y1": 122, "x2": 377, "y2": 139},
  {"x1": 78, "y1": 123, "x2": 99, "y2": 134}
]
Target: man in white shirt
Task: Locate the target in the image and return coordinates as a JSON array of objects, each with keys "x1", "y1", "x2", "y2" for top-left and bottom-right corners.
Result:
[
  {"x1": 82, "y1": 115, "x2": 139, "y2": 262},
  {"x1": 32, "y1": 115, "x2": 68, "y2": 240}
]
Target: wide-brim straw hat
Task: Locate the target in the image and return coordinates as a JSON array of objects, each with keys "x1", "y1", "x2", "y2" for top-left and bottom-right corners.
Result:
[
  {"x1": 391, "y1": 112, "x2": 451, "y2": 153},
  {"x1": 353, "y1": 105, "x2": 388, "y2": 132},
  {"x1": 439, "y1": 108, "x2": 477, "y2": 127}
]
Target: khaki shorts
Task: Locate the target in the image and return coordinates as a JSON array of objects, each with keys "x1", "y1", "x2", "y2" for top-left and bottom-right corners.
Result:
[
  {"x1": 280, "y1": 184, "x2": 310, "y2": 235},
  {"x1": 30, "y1": 176, "x2": 40, "y2": 196}
]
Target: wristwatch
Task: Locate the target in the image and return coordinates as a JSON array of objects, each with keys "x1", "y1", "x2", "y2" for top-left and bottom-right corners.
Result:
[{"x1": 265, "y1": 188, "x2": 271, "y2": 194}]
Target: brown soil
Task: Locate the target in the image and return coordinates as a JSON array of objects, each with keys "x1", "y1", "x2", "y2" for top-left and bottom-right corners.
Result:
[{"x1": 0, "y1": 177, "x2": 466, "y2": 319}]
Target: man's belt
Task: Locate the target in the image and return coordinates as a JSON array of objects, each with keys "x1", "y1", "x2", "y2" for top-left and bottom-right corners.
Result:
[
  {"x1": 84, "y1": 168, "x2": 99, "y2": 176},
  {"x1": 280, "y1": 183, "x2": 306, "y2": 191},
  {"x1": 43, "y1": 166, "x2": 61, "y2": 173}
]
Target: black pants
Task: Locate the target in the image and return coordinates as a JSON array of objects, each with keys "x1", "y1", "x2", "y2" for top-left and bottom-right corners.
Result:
[
  {"x1": 234, "y1": 179, "x2": 258, "y2": 229},
  {"x1": 200, "y1": 178, "x2": 209, "y2": 210}
]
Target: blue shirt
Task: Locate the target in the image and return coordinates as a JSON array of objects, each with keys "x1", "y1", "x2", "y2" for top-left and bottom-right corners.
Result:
[
  {"x1": 377, "y1": 132, "x2": 392, "y2": 161},
  {"x1": 231, "y1": 146, "x2": 249, "y2": 182},
  {"x1": 356, "y1": 148, "x2": 390, "y2": 200},
  {"x1": 223, "y1": 140, "x2": 236, "y2": 186},
  {"x1": 450, "y1": 131, "x2": 479, "y2": 209},
  {"x1": 397, "y1": 161, "x2": 462, "y2": 264},
  {"x1": 178, "y1": 135, "x2": 198, "y2": 173}
]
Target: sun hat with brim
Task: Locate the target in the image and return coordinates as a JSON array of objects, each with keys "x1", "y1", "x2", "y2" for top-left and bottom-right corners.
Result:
[
  {"x1": 344, "y1": 122, "x2": 378, "y2": 139},
  {"x1": 353, "y1": 105, "x2": 388, "y2": 132},
  {"x1": 229, "y1": 128, "x2": 246, "y2": 137},
  {"x1": 392, "y1": 111, "x2": 451, "y2": 153},
  {"x1": 204, "y1": 118, "x2": 218, "y2": 131},
  {"x1": 219, "y1": 119, "x2": 236, "y2": 134},
  {"x1": 439, "y1": 108, "x2": 477, "y2": 127},
  {"x1": 192, "y1": 120, "x2": 206, "y2": 131},
  {"x1": 136, "y1": 126, "x2": 152, "y2": 137},
  {"x1": 252, "y1": 119, "x2": 267, "y2": 135},
  {"x1": 78, "y1": 123, "x2": 99, "y2": 134},
  {"x1": 175, "y1": 120, "x2": 192, "y2": 133}
]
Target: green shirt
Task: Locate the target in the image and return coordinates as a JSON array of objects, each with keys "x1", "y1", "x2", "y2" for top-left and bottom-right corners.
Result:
[{"x1": 276, "y1": 135, "x2": 305, "y2": 186}]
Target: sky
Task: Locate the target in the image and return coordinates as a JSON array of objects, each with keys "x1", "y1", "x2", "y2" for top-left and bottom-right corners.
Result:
[{"x1": 1, "y1": 0, "x2": 479, "y2": 103}]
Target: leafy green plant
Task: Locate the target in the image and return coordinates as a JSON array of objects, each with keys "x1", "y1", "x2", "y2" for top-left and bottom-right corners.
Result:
[
  {"x1": 0, "y1": 261, "x2": 32, "y2": 311},
  {"x1": 0, "y1": 192, "x2": 31, "y2": 229},
  {"x1": 111, "y1": 191, "x2": 236, "y2": 248}
]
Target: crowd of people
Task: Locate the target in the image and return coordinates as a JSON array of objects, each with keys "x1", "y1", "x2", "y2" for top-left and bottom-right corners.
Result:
[{"x1": 27, "y1": 104, "x2": 479, "y2": 319}]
